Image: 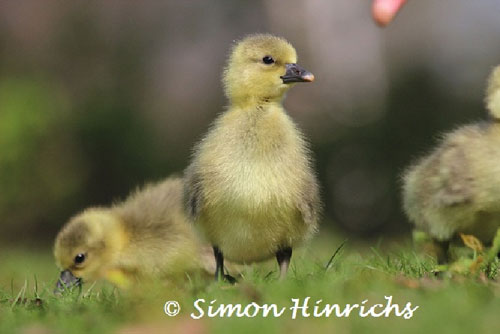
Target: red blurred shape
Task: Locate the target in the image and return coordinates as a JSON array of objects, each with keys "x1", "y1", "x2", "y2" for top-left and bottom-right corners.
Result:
[{"x1": 372, "y1": 0, "x2": 407, "y2": 27}]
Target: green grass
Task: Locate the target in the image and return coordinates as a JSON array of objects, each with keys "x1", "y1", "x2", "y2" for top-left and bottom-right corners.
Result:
[{"x1": 1, "y1": 235, "x2": 500, "y2": 334}]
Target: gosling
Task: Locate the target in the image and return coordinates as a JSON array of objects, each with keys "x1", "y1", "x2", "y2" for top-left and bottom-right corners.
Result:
[
  {"x1": 402, "y1": 65, "x2": 500, "y2": 262},
  {"x1": 54, "y1": 177, "x2": 203, "y2": 290},
  {"x1": 184, "y1": 34, "x2": 320, "y2": 281}
]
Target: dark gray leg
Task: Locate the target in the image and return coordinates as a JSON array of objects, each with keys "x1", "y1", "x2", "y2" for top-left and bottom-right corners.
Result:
[
  {"x1": 276, "y1": 247, "x2": 292, "y2": 280},
  {"x1": 213, "y1": 246, "x2": 236, "y2": 284},
  {"x1": 213, "y1": 246, "x2": 224, "y2": 281},
  {"x1": 434, "y1": 239, "x2": 450, "y2": 264}
]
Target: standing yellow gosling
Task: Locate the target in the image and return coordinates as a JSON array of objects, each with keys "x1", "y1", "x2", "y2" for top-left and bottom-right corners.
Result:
[
  {"x1": 402, "y1": 65, "x2": 500, "y2": 262},
  {"x1": 54, "y1": 177, "x2": 203, "y2": 290},
  {"x1": 184, "y1": 34, "x2": 320, "y2": 281}
]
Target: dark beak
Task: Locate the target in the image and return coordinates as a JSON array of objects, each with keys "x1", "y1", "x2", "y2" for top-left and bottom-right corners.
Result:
[
  {"x1": 280, "y1": 63, "x2": 315, "y2": 84},
  {"x1": 54, "y1": 270, "x2": 82, "y2": 294}
]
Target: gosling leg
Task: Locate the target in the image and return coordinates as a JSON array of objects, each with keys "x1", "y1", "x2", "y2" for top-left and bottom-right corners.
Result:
[
  {"x1": 213, "y1": 246, "x2": 224, "y2": 281},
  {"x1": 276, "y1": 247, "x2": 292, "y2": 280},
  {"x1": 434, "y1": 239, "x2": 450, "y2": 264},
  {"x1": 213, "y1": 246, "x2": 236, "y2": 283}
]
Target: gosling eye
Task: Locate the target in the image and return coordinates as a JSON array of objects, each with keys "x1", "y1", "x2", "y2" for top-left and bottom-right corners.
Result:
[
  {"x1": 262, "y1": 56, "x2": 275, "y2": 65},
  {"x1": 74, "y1": 253, "x2": 86, "y2": 265}
]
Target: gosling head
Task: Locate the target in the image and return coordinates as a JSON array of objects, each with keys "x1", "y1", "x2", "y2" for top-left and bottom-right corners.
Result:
[
  {"x1": 53, "y1": 209, "x2": 125, "y2": 292},
  {"x1": 486, "y1": 65, "x2": 500, "y2": 120},
  {"x1": 223, "y1": 34, "x2": 314, "y2": 106}
]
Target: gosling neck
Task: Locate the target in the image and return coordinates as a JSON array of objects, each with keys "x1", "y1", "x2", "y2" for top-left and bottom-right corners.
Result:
[{"x1": 229, "y1": 94, "x2": 285, "y2": 110}]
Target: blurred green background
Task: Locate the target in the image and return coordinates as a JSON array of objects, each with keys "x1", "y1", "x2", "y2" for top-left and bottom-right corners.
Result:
[{"x1": 1, "y1": 0, "x2": 500, "y2": 248}]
